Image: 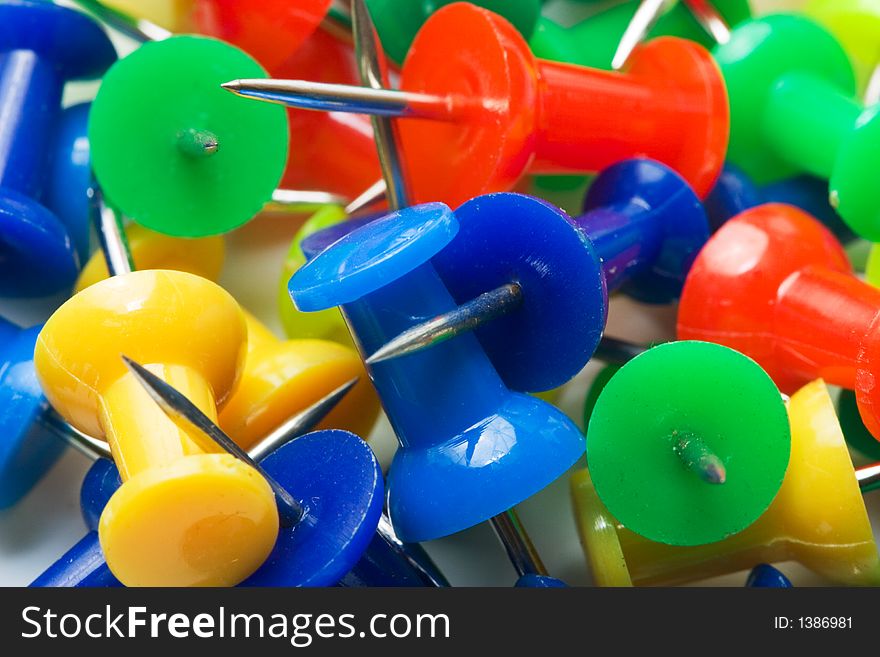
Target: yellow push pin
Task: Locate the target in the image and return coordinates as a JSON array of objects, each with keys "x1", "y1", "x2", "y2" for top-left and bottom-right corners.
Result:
[
  {"x1": 34, "y1": 269, "x2": 279, "y2": 587},
  {"x1": 571, "y1": 379, "x2": 880, "y2": 586},
  {"x1": 219, "y1": 311, "x2": 380, "y2": 446},
  {"x1": 75, "y1": 223, "x2": 224, "y2": 292}
]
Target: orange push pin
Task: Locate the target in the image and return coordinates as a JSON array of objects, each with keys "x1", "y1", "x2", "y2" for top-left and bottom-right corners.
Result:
[
  {"x1": 34, "y1": 270, "x2": 280, "y2": 587},
  {"x1": 223, "y1": 2, "x2": 729, "y2": 206}
]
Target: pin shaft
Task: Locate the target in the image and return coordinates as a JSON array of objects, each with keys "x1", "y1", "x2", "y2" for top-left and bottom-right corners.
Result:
[
  {"x1": 221, "y1": 79, "x2": 459, "y2": 121},
  {"x1": 489, "y1": 509, "x2": 548, "y2": 578},
  {"x1": 121, "y1": 356, "x2": 305, "y2": 526},
  {"x1": 89, "y1": 185, "x2": 134, "y2": 278},
  {"x1": 682, "y1": 0, "x2": 731, "y2": 44},
  {"x1": 671, "y1": 429, "x2": 726, "y2": 484},
  {"x1": 345, "y1": 179, "x2": 387, "y2": 215},
  {"x1": 612, "y1": 0, "x2": 675, "y2": 70},
  {"x1": 366, "y1": 282, "x2": 523, "y2": 365},
  {"x1": 857, "y1": 462, "x2": 880, "y2": 493}
]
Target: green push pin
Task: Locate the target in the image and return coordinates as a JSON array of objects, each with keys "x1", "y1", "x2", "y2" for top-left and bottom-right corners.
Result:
[
  {"x1": 714, "y1": 14, "x2": 880, "y2": 241},
  {"x1": 89, "y1": 35, "x2": 288, "y2": 237},
  {"x1": 365, "y1": 0, "x2": 542, "y2": 65},
  {"x1": 530, "y1": 0, "x2": 750, "y2": 70},
  {"x1": 587, "y1": 341, "x2": 791, "y2": 546}
]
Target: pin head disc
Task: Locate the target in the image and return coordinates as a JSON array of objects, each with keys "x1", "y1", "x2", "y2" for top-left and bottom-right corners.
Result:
[
  {"x1": 587, "y1": 341, "x2": 790, "y2": 546},
  {"x1": 89, "y1": 36, "x2": 288, "y2": 237},
  {"x1": 433, "y1": 192, "x2": 605, "y2": 393},
  {"x1": 242, "y1": 430, "x2": 384, "y2": 587},
  {"x1": 290, "y1": 203, "x2": 456, "y2": 312}
]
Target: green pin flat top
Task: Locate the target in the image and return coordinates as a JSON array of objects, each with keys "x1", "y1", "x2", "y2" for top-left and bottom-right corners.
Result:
[
  {"x1": 586, "y1": 340, "x2": 791, "y2": 546},
  {"x1": 89, "y1": 35, "x2": 288, "y2": 237}
]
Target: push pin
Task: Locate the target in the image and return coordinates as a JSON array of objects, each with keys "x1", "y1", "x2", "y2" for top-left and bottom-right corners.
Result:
[
  {"x1": 612, "y1": 0, "x2": 732, "y2": 70},
  {"x1": 89, "y1": 35, "x2": 288, "y2": 237},
  {"x1": 289, "y1": 203, "x2": 585, "y2": 541},
  {"x1": 705, "y1": 164, "x2": 854, "y2": 241},
  {"x1": 0, "y1": 1, "x2": 116, "y2": 296},
  {"x1": 746, "y1": 565, "x2": 792, "y2": 588},
  {"x1": 586, "y1": 341, "x2": 791, "y2": 546},
  {"x1": 224, "y1": 3, "x2": 729, "y2": 206},
  {"x1": 714, "y1": 14, "x2": 880, "y2": 240},
  {"x1": 573, "y1": 378, "x2": 880, "y2": 586},
  {"x1": 32, "y1": 380, "x2": 443, "y2": 589},
  {"x1": 677, "y1": 204, "x2": 880, "y2": 441},
  {"x1": 191, "y1": 0, "x2": 332, "y2": 73},
  {"x1": 804, "y1": 0, "x2": 880, "y2": 94},
  {"x1": 33, "y1": 270, "x2": 280, "y2": 586},
  {"x1": 490, "y1": 509, "x2": 566, "y2": 587},
  {"x1": 363, "y1": 159, "x2": 709, "y2": 393},
  {"x1": 531, "y1": 0, "x2": 748, "y2": 70}
]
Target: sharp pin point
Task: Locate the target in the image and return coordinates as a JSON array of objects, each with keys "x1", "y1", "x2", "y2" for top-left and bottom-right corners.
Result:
[
  {"x1": 120, "y1": 355, "x2": 304, "y2": 526},
  {"x1": 672, "y1": 429, "x2": 726, "y2": 485},
  {"x1": 248, "y1": 376, "x2": 359, "y2": 462},
  {"x1": 365, "y1": 282, "x2": 523, "y2": 365}
]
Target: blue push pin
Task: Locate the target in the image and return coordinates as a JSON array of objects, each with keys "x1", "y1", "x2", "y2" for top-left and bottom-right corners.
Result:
[
  {"x1": 46, "y1": 102, "x2": 93, "y2": 264},
  {"x1": 0, "y1": 315, "x2": 74, "y2": 508},
  {"x1": 0, "y1": 1, "x2": 115, "y2": 296},
  {"x1": 31, "y1": 373, "x2": 445, "y2": 588},
  {"x1": 705, "y1": 164, "x2": 854, "y2": 241},
  {"x1": 356, "y1": 158, "x2": 709, "y2": 394},
  {"x1": 745, "y1": 564, "x2": 793, "y2": 588},
  {"x1": 290, "y1": 203, "x2": 586, "y2": 542}
]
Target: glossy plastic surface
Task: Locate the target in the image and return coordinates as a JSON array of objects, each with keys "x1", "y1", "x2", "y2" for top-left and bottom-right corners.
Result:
[
  {"x1": 678, "y1": 204, "x2": 880, "y2": 440},
  {"x1": 218, "y1": 312, "x2": 379, "y2": 445},
  {"x1": 0, "y1": 317, "x2": 65, "y2": 509},
  {"x1": 714, "y1": 14, "x2": 880, "y2": 240},
  {"x1": 278, "y1": 206, "x2": 352, "y2": 343},
  {"x1": 368, "y1": 0, "x2": 541, "y2": 64},
  {"x1": 36, "y1": 431, "x2": 384, "y2": 588},
  {"x1": 398, "y1": 4, "x2": 728, "y2": 208},
  {"x1": 572, "y1": 380, "x2": 880, "y2": 586},
  {"x1": 75, "y1": 224, "x2": 225, "y2": 292},
  {"x1": 577, "y1": 159, "x2": 709, "y2": 303},
  {"x1": 46, "y1": 102, "x2": 92, "y2": 263},
  {"x1": 587, "y1": 341, "x2": 790, "y2": 546},
  {"x1": 89, "y1": 36, "x2": 288, "y2": 237},
  {"x1": 433, "y1": 193, "x2": 604, "y2": 393},
  {"x1": 102, "y1": 0, "x2": 194, "y2": 31},
  {"x1": 0, "y1": 2, "x2": 115, "y2": 296},
  {"x1": 290, "y1": 204, "x2": 585, "y2": 542},
  {"x1": 34, "y1": 270, "x2": 278, "y2": 587},
  {"x1": 192, "y1": 0, "x2": 331, "y2": 72},
  {"x1": 530, "y1": 0, "x2": 750, "y2": 70},
  {"x1": 705, "y1": 164, "x2": 854, "y2": 241}
]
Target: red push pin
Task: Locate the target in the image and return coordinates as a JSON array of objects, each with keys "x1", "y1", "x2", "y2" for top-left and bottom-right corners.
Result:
[
  {"x1": 223, "y1": 2, "x2": 729, "y2": 206},
  {"x1": 678, "y1": 203, "x2": 880, "y2": 439}
]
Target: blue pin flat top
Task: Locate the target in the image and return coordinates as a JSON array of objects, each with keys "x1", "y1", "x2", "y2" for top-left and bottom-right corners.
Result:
[
  {"x1": 300, "y1": 213, "x2": 380, "y2": 262},
  {"x1": 243, "y1": 429, "x2": 383, "y2": 586},
  {"x1": 433, "y1": 192, "x2": 605, "y2": 393},
  {"x1": 290, "y1": 203, "x2": 458, "y2": 312},
  {"x1": 0, "y1": 1, "x2": 117, "y2": 80},
  {"x1": 0, "y1": 189, "x2": 79, "y2": 296},
  {"x1": 0, "y1": 322, "x2": 65, "y2": 508}
]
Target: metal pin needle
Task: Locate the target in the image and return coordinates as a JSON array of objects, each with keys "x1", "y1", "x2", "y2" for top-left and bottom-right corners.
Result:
[{"x1": 121, "y1": 355, "x2": 304, "y2": 526}]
